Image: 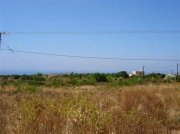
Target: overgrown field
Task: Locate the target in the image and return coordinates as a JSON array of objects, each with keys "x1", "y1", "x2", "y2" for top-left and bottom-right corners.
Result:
[{"x1": 0, "y1": 83, "x2": 180, "y2": 134}]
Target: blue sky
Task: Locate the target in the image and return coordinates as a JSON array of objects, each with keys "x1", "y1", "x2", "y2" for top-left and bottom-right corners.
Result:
[{"x1": 0, "y1": 0, "x2": 180, "y2": 74}]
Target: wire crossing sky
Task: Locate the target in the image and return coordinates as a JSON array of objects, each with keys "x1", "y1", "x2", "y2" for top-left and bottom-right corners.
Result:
[
  {"x1": 3, "y1": 30, "x2": 180, "y2": 35},
  {"x1": 0, "y1": 0, "x2": 179, "y2": 74},
  {"x1": 2, "y1": 48, "x2": 180, "y2": 62}
]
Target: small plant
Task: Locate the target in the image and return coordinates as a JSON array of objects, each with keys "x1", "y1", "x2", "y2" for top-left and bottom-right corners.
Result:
[{"x1": 164, "y1": 74, "x2": 176, "y2": 82}]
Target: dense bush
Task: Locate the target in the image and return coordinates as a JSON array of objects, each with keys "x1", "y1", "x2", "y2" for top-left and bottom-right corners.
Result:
[
  {"x1": 93, "y1": 73, "x2": 108, "y2": 82},
  {"x1": 50, "y1": 78, "x2": 65, "y2": 87},
  {"x1": 116, "y1": 71, "x2": 129, "y2": 78},
  {"x1": 78, "y1": 79, "x2": 96, "y2": 85},
  {"x1": 13, "y1": 75, "x2": 21, "y2": 80},
  {"x1": 145, "y1": 73, "x2": 165, "y2": 80}
]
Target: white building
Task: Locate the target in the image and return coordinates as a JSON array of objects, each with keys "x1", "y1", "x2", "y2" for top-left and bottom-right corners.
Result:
[{"x1": 129, "y1": 70, "x2": 144, "y2": 77}]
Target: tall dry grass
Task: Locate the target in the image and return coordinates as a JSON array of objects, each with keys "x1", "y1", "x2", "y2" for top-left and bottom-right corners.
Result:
[{"x1": 0, "y1": 83, "x2": 180, "y2": 134}]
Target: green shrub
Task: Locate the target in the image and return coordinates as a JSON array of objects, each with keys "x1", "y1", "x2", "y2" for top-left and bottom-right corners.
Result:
[
  {"x1": 79, "y1": 79, "x2": 96, "y2": 85},
  {"x1": 126, "y1": 77, "x2": 144, "y2": 85},
  {"x1": 116, "y1": 71, "x2": 129, "y2": 78},
  {"x1": 93, "y1": 73, "x2": 108, "y2": 82},
  {"x1": 51, "y1": 78, "x2": 65, "y2": 87},
  {"x1": 106, "y1": 75, "x2": 115, "y2": 83},
  {"x1": 136, "y1": 78, "x2": 144, "y2": 84},
  {"x1": 116, "y1": 77, "x2": 127, "y2": 86},
  {"x1": 145, "y1": 73, "x2": 165, "y2": 83},
  {"x1": 13, "y1": 75, "x2": 21, "y2": 80},
  {"x1": 68, "y1": 78, "x2": 80, "y2": 85}
]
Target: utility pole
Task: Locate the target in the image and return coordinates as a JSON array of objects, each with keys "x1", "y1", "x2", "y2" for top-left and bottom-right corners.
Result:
[
  {"x1": 0, "y1": 32, "x2": 5, "y2": 76},
  {"x1": 0, "y1": 32, "x2": 2, "y2": 47},
  {"x1": 177, "y1": 64, "x2": 179, "y2": 80},
  {"x1": 0, "y1": 32, "x2": 5, "y2": 47},
  {"x1": 142, "y1": 65, "x2": 145, "y2": 77},
  {"x1": 0, "y1": 32, "x2": 2, "y2": 85}
]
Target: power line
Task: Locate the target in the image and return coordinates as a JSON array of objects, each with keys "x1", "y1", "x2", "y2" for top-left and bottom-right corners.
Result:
[
  {"x1": 3, "y1": 0, "x2": 179, "y2": 3},
  {"x1": 1, "y1": 48, "x2": 180, "y2": 62},
  {"x1": 4, "y1": 30, "x2": 180, "y2": 35},
  {"x1": 145, "y1": 65, "x2": 176, "y2": 69}
]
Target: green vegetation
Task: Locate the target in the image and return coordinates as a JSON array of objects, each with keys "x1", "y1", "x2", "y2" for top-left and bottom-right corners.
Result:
[
  {"x1": 116, "y1": 71, "x2": 129, "y2": 78},
  {"x1": 0, "y1": 72, "x2": 179, "y2": 92}
]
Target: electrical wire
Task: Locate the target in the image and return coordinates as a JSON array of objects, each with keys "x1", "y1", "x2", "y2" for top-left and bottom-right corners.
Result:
[
  {"x1": 1, "y1": 48, "x2": 180, "y2": 62},
  {"x1": 5, "y1": 30, "x2": 180, "y2": 35},
  {"x1": 145, "y1": 65, "x2": 177, "y2": 69}
]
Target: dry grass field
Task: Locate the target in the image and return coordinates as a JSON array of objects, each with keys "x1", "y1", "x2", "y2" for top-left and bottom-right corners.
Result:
[{"x1": 0, "y1": 83, "x2": 180, "y2": 134}]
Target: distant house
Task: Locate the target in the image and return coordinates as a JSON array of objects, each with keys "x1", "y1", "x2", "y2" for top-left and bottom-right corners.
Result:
[{"x1": 129, "y1": 70, "x2": 144, "y2": 77}]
